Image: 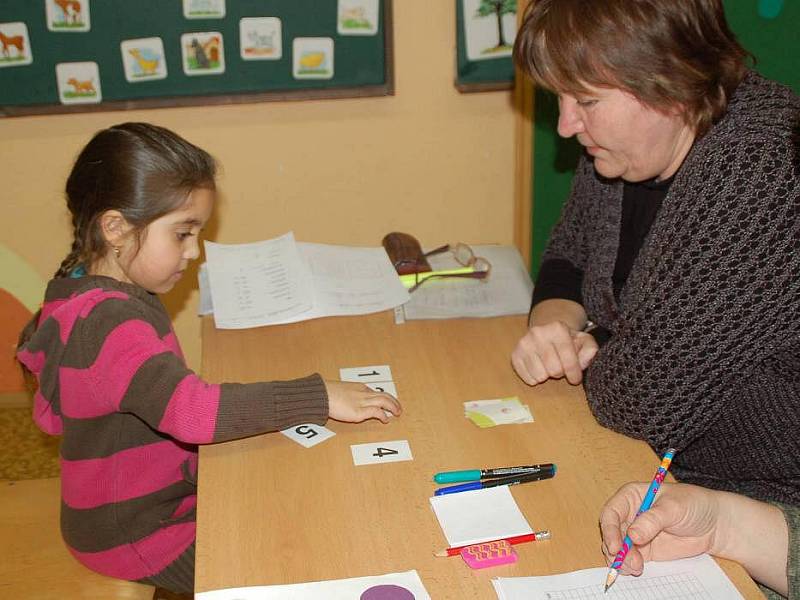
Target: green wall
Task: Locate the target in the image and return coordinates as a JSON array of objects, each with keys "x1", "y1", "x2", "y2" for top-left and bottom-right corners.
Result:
[{"x1": 529, "y1": 0, "x2": 798, "y2": 277}]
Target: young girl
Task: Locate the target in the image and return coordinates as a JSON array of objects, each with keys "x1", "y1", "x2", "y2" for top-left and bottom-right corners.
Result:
[{"x1": 16, "y1": 122, "x2": 401, "y2": 595}]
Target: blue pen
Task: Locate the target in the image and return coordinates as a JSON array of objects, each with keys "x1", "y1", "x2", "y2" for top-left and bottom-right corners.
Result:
[{"x1": 434, "y1": 467, "x2": 556, "y2": 495}]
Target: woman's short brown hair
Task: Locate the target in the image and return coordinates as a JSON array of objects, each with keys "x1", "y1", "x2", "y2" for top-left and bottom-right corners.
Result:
[{"x1": 513, "y1": 0, "x2": 751, "y2": 136}]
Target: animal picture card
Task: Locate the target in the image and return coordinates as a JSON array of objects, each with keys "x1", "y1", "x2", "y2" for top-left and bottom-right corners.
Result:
[
  {"x1": 46, "y1": 0, "x2": 91, "y2": 32},
  {"x1": 56, "y1": 61, "x2": 101, "y2": 104},
  {"x1": 462, "y1": 0, "x2": 517, "y2": 61},
  {"x1": 293, "y1": 37, "x2": 334, "y2": 80},
  {"x1": 239, "y1": 17, "x2": 282, "y2": 61},
  {"x1": 183, "y1": 0, "x2": 225, "y2": 19},
  {"x1": 0, "y1": 22, "x2": 33, "y2": 68},
  {"x1": 337, "y1": 0, "x2": 380, "y2": 36},
  {"x1": 194, "y1": 569, "x2": 431, "y2": 600},
  {"x1": 181, "y1": 32, "x2": 225, "y2": 76},
  {"x1": 120, "y1": 37, "x2": 167, "y2": 82}
]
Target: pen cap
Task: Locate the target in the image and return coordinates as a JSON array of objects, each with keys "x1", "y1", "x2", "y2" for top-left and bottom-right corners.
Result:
[{"x1": 434, "y1": 470, "x2": 481, "y2": 483}]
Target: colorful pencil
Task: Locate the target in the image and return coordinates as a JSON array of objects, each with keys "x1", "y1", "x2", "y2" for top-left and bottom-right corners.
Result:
[
  {"x1": 434, "y1": 530, "x2": 551, "y2": 557},
  {"x1": 604, "y1": 448, "x2": 677, "y2": 593}
]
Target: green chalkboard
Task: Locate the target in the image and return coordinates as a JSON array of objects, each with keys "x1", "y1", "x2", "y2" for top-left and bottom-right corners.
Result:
[
  {"x1": 0, "y1": 0, "x2": 393, "y2": 117},
  {"x1": 529, "y1": 0, "x2": 799, "y2": 276},
  {"x1": 455, "y1": 0, "x2": 516, "y2": 92}
]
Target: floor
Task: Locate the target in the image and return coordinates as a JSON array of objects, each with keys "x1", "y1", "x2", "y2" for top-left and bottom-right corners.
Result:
[{"x1": 0, "y1": 404, "x2": 60, "y2": 480}]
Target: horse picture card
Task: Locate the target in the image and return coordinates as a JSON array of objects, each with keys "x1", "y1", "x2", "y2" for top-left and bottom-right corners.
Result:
[
  {"x1": 181, "y1": 31, "x2": 225, "y2": 76},
  {"x1": 46, "y1": 0, "x2": 91, "y2": 32},
  {"x1": 0, "y1": 22, "x2": 33, "y2": 68},
  {"x1": 56, "y1": 61, "x2": 101, "y2": 104},
  {"x1": 239, "y1": 17, "x2": 282, "y2": 61},
  {"x1": 121, "y1": 37, "x2": 167, "y2": 82}
]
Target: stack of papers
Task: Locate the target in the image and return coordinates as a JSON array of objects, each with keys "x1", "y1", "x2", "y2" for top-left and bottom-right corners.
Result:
[
  {"x1": 464, "y1": 397, "x2": 534, "y2": 428},
  {"x1": 198, "y1": 232, "x2": 409, "y2": 329},
  {"x1": 396, "y1": 245, "x2": 534, "y2": 321}
]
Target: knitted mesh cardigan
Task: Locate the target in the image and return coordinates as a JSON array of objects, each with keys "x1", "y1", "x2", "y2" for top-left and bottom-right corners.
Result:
[{"x1": 542, "y1": 72, "x2": 800, "y2": 505}]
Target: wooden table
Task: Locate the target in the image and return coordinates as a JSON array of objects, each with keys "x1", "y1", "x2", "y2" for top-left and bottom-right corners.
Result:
[{"x1": 197, "y1": 312, "x2": 763, "y2": 598}]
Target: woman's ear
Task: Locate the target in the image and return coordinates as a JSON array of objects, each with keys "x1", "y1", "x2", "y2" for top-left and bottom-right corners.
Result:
[{"x1": 98, "y1": 210, "x2": 133, "y2": 246}]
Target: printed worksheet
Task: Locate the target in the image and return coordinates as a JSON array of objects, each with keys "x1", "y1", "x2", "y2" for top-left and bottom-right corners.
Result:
[
  {"x1": 492, "y1": 554, "x2": 744, "y2": 600},
  {"x1": 195, "y1": 569, "x2": 431, "y2": 599},
  {"x1": 202, "y1": 232, "x2": 409, "y2": 328}
]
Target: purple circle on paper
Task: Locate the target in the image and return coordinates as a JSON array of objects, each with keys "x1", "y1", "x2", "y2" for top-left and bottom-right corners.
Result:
[{"x1": 360, "y1": 584, "x2": 415, "y2": 600}]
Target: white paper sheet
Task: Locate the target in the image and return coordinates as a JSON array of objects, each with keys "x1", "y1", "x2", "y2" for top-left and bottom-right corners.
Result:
[
  {"x1": 205, "y1": 233, "x2": 313, "y2": 329},
  {"x1": 200, "y1": 233, "x2": 410, "y2": 328},
  {"x1": 429, "y1": 485, "x2": 533, "y2": 547},
  {"x1": 195, "y1": 569, "x2": 431, "y2": 599},
  {"x1": 399, "y1": 245, "x2": 533, "y2": 320},
  {"x1": 492, "y1": 554, "x2": 744, "y2": 600}
]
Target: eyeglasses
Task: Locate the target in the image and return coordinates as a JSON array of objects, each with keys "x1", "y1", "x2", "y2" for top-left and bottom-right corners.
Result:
[{"x1": 395, "y1": 243, "x2": 492, "y2": 293}]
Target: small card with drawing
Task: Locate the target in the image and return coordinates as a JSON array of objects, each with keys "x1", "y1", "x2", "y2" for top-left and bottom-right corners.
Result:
[
  {"x1": 46, "y1": 0, "x2": 91, "y2": 32},
  {"x1": 0, "y1": 22, "x2": 33, "y2": 68},
  {"x1": 121, "y1": 37, "x2": 167, "y2": 82},
  {"x1": 293, "y1": 37, "x2": 334, "y2": 80},
  {"x1": 181, "y1": 31, "x2": 225, "y2": 76},
  {"x1": 183, "y1": 0, "x2": 225, "y2": 19},
  {"x1": 56, "y1": 61, "x2": 101, "y2": 104},
  {"x1": 337, "y1": 0, "x2": 380, "y2": 36},
  {"x1": 240, "y1": 17, "x2": 282, "y2": 61}
]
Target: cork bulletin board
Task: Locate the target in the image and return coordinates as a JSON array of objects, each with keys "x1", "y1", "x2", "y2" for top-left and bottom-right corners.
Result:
[{"x1": 0, "y1": 0, "x2": 394, "y2": 117}]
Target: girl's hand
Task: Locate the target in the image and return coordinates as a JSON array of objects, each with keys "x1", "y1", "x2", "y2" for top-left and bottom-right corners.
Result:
[
  {"x1": 599, "y1": 483, "x2": 719, "y2": 576},
  {"x1": 324, "y1": 380, "x2": 402, "y2": 424},
  {"x1": 511, "y1": 321, "x2": 598, "y2": 385}
]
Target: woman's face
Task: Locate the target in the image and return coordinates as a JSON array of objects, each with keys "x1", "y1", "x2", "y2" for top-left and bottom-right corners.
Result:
[{"x1": 557, "y1": 84, "x2": 696, "y2": 182}]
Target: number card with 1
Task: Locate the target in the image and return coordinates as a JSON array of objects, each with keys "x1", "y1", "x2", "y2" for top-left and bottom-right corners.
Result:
[
  {"x1": 339, "y1": 365, "x2": 393, "y2": 384},
  {"x1": 351, "y1": 440, "x2": 413, "y2": 466},
  {"x1": 281, "y1": 423, "x2": 336, "y2": 448}
]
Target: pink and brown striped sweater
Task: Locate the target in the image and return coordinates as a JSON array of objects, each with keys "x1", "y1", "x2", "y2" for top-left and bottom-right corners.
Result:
[{"x1": 17, "y1": 275, "x2": 328, "y2": 590}]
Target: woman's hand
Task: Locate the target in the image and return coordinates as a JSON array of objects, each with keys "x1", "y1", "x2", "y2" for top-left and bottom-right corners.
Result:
[
  {"x1": 324, "y1": 380, "x2": 402, "y2": 424},
  {"x1": 512, "y1": 321, "x2": 598, "y2": 385},
  {"x1": 511, "y1": 299, "x2": 598, "y2": 385},
  {"x1": 599, "y1": 483, "x2": 719, "y2": 576},
  {"x1": 599, "y1": 482, "x2": 788, "y2": 596}
]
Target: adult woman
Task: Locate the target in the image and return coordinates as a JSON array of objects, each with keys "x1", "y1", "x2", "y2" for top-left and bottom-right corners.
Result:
[{"x1": 510, "y1": 0, "x2": 800, "y2": 505}]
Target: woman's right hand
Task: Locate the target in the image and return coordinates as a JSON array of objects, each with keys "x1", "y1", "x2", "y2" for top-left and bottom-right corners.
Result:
[
  {"x1": 511, "y1": 320, "x2": 598, "y2": 385},
  {"x1": 324, "y1": 380, "x2": 402, "y2": 424},
  {"x1": 599, "y1": 483, "x2": 719, "y2": 576}
]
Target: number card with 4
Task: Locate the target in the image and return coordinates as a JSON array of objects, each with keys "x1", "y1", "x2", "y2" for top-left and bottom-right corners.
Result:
[{"x1": 351, "y1": 440, "x2": 413, "y2": 466}]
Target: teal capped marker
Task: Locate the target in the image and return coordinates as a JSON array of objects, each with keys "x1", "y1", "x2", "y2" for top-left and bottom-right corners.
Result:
[{"x1": 433, "y1": 463, "x2": 556, "y2": 484}]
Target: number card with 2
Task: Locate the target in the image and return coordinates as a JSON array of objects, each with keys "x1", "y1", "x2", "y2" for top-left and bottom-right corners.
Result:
[
  {"x1": 351, "y1": 440, "x2": 413, "y2": 466},
  {"x1": 281, "y1": 423, "x2": 336, "y2": 448}
]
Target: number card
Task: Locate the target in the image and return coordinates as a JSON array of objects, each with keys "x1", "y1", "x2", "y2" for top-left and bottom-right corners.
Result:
[
  {"x1": 340, "y1": 365, "x2": 393, "y2": 383},
  {"x1": 351, "y1": 440, "x2": 413, "y2": 466},
  {"x1": 366, "y1": 381, "x2": 397, "y2": 397},
  {"x1": 281, "y1": 423, "x2": 335, "y2": 448}
]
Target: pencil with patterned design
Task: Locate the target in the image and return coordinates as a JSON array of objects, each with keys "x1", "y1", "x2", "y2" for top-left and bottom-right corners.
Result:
[{"x1": 604, "y1": 448, "x2": 677, "y2": 593}]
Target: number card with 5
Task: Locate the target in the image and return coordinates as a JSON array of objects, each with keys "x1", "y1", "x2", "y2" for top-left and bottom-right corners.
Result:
[{"x1": 281, "y1": 423, "x2": 336, "y2": 448}]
